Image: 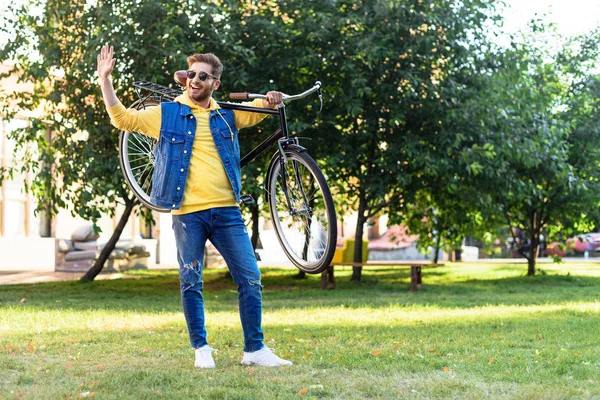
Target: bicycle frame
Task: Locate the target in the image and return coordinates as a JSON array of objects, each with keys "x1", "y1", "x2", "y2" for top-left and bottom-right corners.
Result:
[
  {"x1": 125, "y1": 79, "x2": 336, "y2": 272},
  {"x1": 132, "y1": 80, "x2": 317, "y2": 211}
]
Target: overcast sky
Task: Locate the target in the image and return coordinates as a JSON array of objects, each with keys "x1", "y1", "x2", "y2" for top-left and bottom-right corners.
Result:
[{"x1": 501, "y1": 0, "x2": 600, "y2": 36}]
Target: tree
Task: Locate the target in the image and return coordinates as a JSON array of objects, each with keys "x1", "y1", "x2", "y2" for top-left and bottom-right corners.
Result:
[
  {"x1": 445, "y1": 25, "x2": 600, "y2": 275},
  {"x1": 194, "y1": 0, "x2": 503, "y2": 281},
  {"x1": 316, "y1": 0, "x2": 501, "y2": 280},
  {"x1": 0, "y1": 0, "x2": 232, "y2": 281}
]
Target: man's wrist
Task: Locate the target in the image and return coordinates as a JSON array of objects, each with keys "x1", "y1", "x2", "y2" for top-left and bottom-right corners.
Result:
[{"x1": 99, "y1": 75, "x2": 114, "y2": 86}]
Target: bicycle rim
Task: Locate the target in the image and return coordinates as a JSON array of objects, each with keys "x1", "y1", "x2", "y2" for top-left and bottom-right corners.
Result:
[
  {"x1": 267, "y1": 150, "x2": 337, "y2": 273},
  {"x1": 118, "y1": 99, "x2": 170, "y2": 212}
]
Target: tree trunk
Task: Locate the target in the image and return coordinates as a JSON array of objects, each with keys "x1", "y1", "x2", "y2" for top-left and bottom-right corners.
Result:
[
  {"x1": 433, "y1": 233, "x2": 441, "y2": 264},
  {"x1": 527, "y1": 228, "x2": 540, "y2": 276},
  {"x1": 525, "y1": 209, "x2": 544, "y2": 276},
  {"x1": 80, "y1": 197, "x2": 135, "y2": 282},
  {"x1": 351, "y1": 197, "x2": 368, "y2": 282},
  {"x1": 250, "y1": 196, "x2": 260, "y2": 251}
]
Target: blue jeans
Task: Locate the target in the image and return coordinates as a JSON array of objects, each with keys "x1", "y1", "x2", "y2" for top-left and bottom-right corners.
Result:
[{"x1": 172, "y1": 207, "x2": 265, "y2": 352}]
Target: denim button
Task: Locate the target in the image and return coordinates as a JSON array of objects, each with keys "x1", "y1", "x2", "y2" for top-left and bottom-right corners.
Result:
[
  {"x1": 172, "y1": 138, "x2": 175, "y2": 141},
  {"x1": 180, "y1": 168, "x2": 184, "y2": 172},
  {"x1": 172, "y1": 204, "x2": 176, "y2": 208},
  {"x1": 188, "y1": 131, "x2": 191, "y2": 134},
  {"x1": 184, "y1": 150, "x2": 188, "y2": 154},
  {"x1": 177, "y1": 187, "x2": 181, "y2": 191}
]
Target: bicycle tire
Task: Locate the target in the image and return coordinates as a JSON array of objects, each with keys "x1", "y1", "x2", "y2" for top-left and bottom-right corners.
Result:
[
  {"x1": 266, "y1": 148, "x2": 337, "y2": 273},
  {"x1": 118, "y1": 98, "x2": 171, "y2": 212}
]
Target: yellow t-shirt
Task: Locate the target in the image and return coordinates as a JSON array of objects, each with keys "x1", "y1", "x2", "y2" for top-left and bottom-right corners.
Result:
[{"x1": 108, "y1": 92, "x2": 268, "y2": 214}]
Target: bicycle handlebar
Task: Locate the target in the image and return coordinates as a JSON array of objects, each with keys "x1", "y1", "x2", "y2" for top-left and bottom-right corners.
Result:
[
  {"x1": 229, "y1": 81, "x2": 322, "y2": 103},
  {"x1": 173, "y1": 70, "x2": 321, "y2": 104}
]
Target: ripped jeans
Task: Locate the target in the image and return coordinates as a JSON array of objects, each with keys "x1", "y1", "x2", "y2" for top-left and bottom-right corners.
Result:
[{"x1": 172, "y1": 207, "x2": 265, "y2": 352}]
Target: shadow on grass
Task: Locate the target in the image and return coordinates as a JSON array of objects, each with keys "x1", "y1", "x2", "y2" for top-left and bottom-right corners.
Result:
[{"x1": 1, "y1": 266, "x2": 599, "y2": 313}]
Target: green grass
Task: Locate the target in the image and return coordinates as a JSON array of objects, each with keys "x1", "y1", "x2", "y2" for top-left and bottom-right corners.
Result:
[{"x1": 1, "y1": 262, "x2": 599, "y2": 399}]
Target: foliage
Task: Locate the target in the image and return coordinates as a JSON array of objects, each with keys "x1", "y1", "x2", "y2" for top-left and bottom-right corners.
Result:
[
  {"x1": 442, "y1": 24, "x2": 600, "y2": 275},
  {"x1": 222, "y1": 0, "x2": 504, "y2": 280},
  {"x1": 0, "y1": 0, "x2": 237, "y2": 279}
]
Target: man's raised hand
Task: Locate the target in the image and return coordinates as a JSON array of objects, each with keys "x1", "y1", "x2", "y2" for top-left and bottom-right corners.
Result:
[{"x1": 97, "y1": 45, "x2": 116, "y2": 80}]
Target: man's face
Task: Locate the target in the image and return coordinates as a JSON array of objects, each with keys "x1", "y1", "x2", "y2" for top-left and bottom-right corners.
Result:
[{"x1": 187, "y1": 62, "x2": 220, "y2": 104}]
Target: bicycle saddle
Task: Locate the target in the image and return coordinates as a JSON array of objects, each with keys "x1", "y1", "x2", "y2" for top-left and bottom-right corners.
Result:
[{"x1": 174, "y1": 70, "x2": 187, "y2": 86}]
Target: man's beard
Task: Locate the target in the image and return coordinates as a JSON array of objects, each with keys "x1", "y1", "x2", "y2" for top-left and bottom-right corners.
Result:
[{"x1": 189, "y1": 86, "x2": 212, "y2": 103}]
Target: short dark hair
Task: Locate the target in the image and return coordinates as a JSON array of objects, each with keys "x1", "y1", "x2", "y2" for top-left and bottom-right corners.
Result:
[{"x1": 187, "y1": 53, "x2": 223, "y2": 79}]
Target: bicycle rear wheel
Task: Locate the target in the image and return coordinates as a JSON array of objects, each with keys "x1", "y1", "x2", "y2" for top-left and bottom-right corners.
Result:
[
  {"x1": 266, "y1": 149, "x2": 337, "y2": 273},
  {"x1": 118, "y1": 98, "x2": 170, "y2": 212}
]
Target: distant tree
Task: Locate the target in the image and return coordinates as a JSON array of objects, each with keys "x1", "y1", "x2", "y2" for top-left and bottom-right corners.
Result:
[{"x1": 446, "y1": 25, "x2": 600, "y2": 275}]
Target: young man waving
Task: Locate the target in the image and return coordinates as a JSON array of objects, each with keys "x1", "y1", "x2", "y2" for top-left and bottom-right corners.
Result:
[{"x1": 97, "y1": 45, "x2": 291, "y2": 368}]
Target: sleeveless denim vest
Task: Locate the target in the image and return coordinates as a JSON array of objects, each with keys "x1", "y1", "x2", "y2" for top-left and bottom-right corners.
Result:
[{"x1": 150, "y1": 102, "x2": 241, "y2": 210}]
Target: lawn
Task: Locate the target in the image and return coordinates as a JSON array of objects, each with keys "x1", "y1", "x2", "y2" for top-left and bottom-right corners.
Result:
[{"x1": 1, "y1": 261, "x2": 599, "y2": 399}]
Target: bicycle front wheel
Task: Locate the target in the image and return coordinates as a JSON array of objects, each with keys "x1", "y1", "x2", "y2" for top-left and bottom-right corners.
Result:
[
  {"x1": 266, "y1": 149, "x2": 337, "y2": 273},
  {"x1": 118, "y1": 98, "x2": 170, "y2": 212}
]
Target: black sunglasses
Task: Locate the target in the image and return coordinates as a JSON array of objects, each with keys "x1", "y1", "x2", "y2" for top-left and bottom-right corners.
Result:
[{"x1": 186, "y1": 70, "x2": 218, "y2": 81}]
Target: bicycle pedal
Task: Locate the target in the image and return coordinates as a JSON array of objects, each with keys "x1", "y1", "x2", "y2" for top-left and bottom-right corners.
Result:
[{"x1": 240, "y1": 194, "x2": 256, "y2": 206}]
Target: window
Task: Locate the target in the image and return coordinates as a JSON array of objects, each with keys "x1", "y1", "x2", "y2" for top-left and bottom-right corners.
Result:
[{"x1": 0, "y1": 117, "x2": 40, "y2": 238}]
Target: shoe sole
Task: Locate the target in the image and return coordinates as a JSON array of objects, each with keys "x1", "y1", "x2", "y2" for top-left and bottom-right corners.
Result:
[
  {"x1": 240, "y1": 360, "x2": 292, "y2": 367},
  {"x1": 195, "y1": 362, "x2": 216, "y2": 368}
]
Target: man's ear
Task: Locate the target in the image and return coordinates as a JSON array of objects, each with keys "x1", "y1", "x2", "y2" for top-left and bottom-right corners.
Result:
[{"x1": 212, "y1": 79, "x2": 221, "y2": 91}]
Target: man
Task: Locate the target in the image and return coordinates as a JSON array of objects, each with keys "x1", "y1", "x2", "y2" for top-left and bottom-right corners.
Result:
[{"x1": 97, "y1": 45, "x2": 291, "y2": 368}]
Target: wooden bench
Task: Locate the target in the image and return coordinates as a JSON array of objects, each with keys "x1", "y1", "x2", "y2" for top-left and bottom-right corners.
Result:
[{"x1": 321, "y1": 262, "x2": 444, "y2": 291}]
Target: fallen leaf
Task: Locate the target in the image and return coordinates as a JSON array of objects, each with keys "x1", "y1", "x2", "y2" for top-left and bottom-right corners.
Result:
[
  {"x1": 20, "y1": 298, "x2": 28, "y2": 303},
  {"x1": 297, "y1": 388, "x2": 309, "y2": 395},
  {"x1": 489, "y1": 358, "x2": 494, "y2": 364},
  {"x1": 428, "y1": 348, "x2": 435, "y2": 353},
  {"x1": 371, "y1": 349, "x2": 382, "y2": 357},
  {"x1": 537, "y1": 333, "x2": 543, "y2": 340},
  {"x1": 443, "y1": 366, "x2": 449, "y2": 373}
]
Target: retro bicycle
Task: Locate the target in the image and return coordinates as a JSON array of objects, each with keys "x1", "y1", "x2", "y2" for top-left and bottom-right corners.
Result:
[{"x1": 118, "y1": 74, "x2": 336, "y2": 273}]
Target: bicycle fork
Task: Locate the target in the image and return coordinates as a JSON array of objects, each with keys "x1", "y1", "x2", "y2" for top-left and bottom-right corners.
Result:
[{"x1": 277, "y1": 138, "x2": 312, "y2": 218}]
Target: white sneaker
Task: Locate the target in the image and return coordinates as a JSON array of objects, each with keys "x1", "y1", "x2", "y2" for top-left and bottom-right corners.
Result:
[
  {"x1": 194, "y1": 345, "x2": 216, "y2": 368},
  {"x1": 241, "y1": 347, "x2": 292, "y2": 367}
]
